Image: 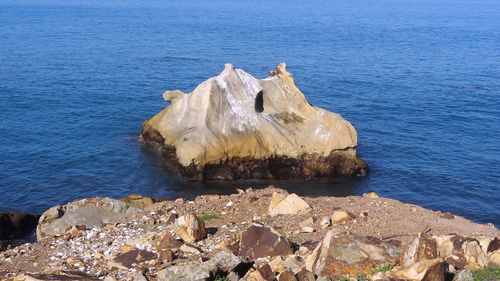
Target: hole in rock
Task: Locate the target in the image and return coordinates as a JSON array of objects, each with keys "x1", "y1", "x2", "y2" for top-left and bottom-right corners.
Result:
[{"x1": 255, "y1": 90, "x2": 264, "y2": 113}]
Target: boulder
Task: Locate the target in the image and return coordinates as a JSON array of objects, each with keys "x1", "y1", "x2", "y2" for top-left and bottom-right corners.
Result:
[
  {"x1": 109, "y1": 249, "x2": 157, "y2": 270},
  {"x1": 305, "y1": 230, "x2": 399, "y2": 280},
  {"x1": 154, "y1": 231, "x2": 183, "y2": 250},
  {"x1": 277, "y1": 270, "x2": 297, "y2": 281},
  {"x1": 391, "y1": 258, "x2": 445, "y2": 281},
  {"x1": 36, "y1": 197, "x2": 138, "y2": 241},
  {"x1": 238, "y1": 222, "x2": 292, "y2": 259},
  {"x1": 157, "y1": 264, "x2": 211, "y2": 281},
  {"x1": 120, "y1": 194, "x2": 154, "y2": 209},
  {"x1": 400, "y1": 232, "x2": 438, "y2": 267},
  {"x1": 176, "y1": 214, "x2": 207, "y2": 243},
  {"x1": 9, "y1": 271, "x2": 100, "y2": 281},
  {"x1": 247, "y1": 264, "x2": 275, "y2": 281},
  {"x1": 487, "y1": 249, "x2": 500, "y2": 267},
  {"x1": 269, "y1": 193, "x2": 311, "y2": 216},
  {"x1": 296, "y1": 268, "x2": 315, "y2": 281},
  {"x1": 0, "y1": 211, "x2": 39, "y2": 240},
  {"x1": 140, "y1": 63, "x2": 368, "y2": 180},
  {"x1": 454, "y1": 270, "x2": 474, "y2": 281},
  {"x1": 434, "y1": 235, "x2": 488, "y2": 270},
  {"x1": 204, "y1": 251, "x2": 253, "y2": 277}
]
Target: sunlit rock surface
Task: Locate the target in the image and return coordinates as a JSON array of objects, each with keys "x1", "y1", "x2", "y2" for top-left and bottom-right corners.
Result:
[{"x1": 140, "y1": 63, "x2": 368, "y2": 180}]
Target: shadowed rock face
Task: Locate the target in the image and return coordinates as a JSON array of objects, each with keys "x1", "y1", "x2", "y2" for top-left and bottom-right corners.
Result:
[{"x1": 140, "y1": 63, "x2": 368, "y2": 180}]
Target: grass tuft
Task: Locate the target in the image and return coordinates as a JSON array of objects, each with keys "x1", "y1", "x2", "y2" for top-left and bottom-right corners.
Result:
[
  {"x1": 197, "y1": 214, "x2": 221, "y2": 222},
  {"x1": 373, "y1": 265, "x2": 394, "y2": 273},
  {"x1": 472, "y1": 267, "x2": 500, "y2": 281}
]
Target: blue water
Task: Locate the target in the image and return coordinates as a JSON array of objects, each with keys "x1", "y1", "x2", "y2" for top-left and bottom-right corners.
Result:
[{"x1": 1, "y1": 0, "x2": 499, "y2": 226}]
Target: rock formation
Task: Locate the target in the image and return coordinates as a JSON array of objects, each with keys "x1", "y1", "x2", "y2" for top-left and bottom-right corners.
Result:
[{"x1": 140, "y1": 63, "x2": 368, "y2": 180}]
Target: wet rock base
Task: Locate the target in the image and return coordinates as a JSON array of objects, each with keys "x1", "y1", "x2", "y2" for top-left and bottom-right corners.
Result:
[{"x1": 140, "y1": 125, "x2": 368, "y2": 181}]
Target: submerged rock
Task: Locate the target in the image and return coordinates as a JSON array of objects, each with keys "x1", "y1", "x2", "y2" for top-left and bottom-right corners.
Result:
[
  {"x1": 0, "y1": 212, "x2": 39, "y2": 241},
  {"x1": 140, "y1": 63, "x2": 368, "y2": 180}
]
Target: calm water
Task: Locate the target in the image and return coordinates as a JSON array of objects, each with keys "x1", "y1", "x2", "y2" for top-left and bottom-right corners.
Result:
[{"x1": 1, "y1": 0, "x2": 499, "y2": 226}]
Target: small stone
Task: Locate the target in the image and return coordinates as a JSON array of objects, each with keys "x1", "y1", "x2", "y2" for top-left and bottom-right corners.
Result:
[
  {"x1": 180, "y1": 244, "x2": 203, "y2": 254},
  {"x1": 176, "y1": 214, "x2": 207, "y2": 243},
  {"x1": 331, "y1": 210, "x2": 353, "y2": 224},
  {"x1": 362, "y1": 192, "x2": 380, "y2": 198},
  {"x1": 320, "y1": 217, "x2": 331, "y2": 228},
  {"x1": 296, "y1": 268, "x2": 315, "y2": 281},
  {"x1": 454, "y1": 269, "x2": 473, "y2": 281},
  {"x1": 277, "y1": 270, "x2": 297, "y2": 281},
  {"x1": 154, "y1": 231, "x2": 183, "y2": 250},
  {"x1": 226, "y1": 201, "x2": 234, "y2": 207},
  {"x1": 248, "y1": 264, "x2": 275, "y2": 281},
  {"x1": 299, "y1": 217, "x2": 315, "y2": 228},
  {"x1": 269, "y1": 193, "x2": 311, "y2": 217},
  {"x1": 301, "y1": 226, "x2": 314, "y2": 233},
  {"x1": 174, "y1": 198, "x2": 185, "y2": 205}
]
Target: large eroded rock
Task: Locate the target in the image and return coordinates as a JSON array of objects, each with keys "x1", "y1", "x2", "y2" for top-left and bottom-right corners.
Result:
[
  {"x1": 140, "y1": 63, "x2": 368, "y2": 180},
  {"x1": 36, "y1": 197, "x2": 138, "y2": 241}
]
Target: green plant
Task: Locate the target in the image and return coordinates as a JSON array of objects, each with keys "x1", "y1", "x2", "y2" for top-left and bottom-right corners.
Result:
[
  {"x1": 472, "y1": 267, "x2": 500, "y2": 281},
  {"x1": 339, "y1": 276, "x2": 366, "y2": 281},
  {"x1": 265, "y1": 218, "x2": 274, "y2": 224},
  {"x1": 212, "y1": 275, "x2": 229, "y2": 281},
  {"x1": 197, "y1": 214, "x2": 221, "y2": 222},
  {"x1": 373, "y1": 265, "x2": 393, "y2": 273}
]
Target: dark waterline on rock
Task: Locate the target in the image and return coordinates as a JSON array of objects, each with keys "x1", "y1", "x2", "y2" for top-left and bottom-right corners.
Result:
[{"x1": 0, "y1": 0, "x2": 499, "y2": 226}]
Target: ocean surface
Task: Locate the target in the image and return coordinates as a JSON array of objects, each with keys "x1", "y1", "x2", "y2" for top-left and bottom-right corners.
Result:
[{"x1": 1, "y1": 0, "x2": 499, "y2": 226}]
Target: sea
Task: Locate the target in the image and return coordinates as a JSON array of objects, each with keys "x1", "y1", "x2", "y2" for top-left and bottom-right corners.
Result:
[{"x1": 1, "y1": 0, "x2": 499, "y2": 226}]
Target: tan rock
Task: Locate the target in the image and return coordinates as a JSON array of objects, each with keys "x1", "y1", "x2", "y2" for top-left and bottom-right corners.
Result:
[
  {"x1": 362, "y1": 192, "x2": 380, "y2": 198},
  {"x1": 269, "y1": 193, "x2": 311, "y2": 216},
  {"x1": 331, "y1": 210, "x2": 353, "y2": 224},
  {"x1": 391, "y1": 258, "x2": 445, "y2": 281},
  {"x1": 487, "y1": 249, "x2": 500, "y2": 267},
  {"x1": 238, "y1": 222, "x2": 292, "y2": 259},
  {"x1": 269, "y1": 256, "x2": 286, "y2": 273},
  {"x1": 154, "y1": 231, "x2": 183, "y2": 250},
  {"x1": 176, "y1": 214, "x2": 207, "y2": 243},
  {"x1": 268, "y1": 192, "x2": 287, "y2": 214},
  {"x1": 307, "y1": 230, "x2": 398, "y2": 280},
  {"x1": 120, "y1": 194, "x2": 154, "y2": 209},
  {"x1": 400, "y1": 232, "x2": 438, "y2": 267},
  {"x1": 141, "y1": 63, "x2": 368, "y2": 180}
]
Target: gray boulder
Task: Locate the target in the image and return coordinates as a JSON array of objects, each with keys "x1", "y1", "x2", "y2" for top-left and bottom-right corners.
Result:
[{"x1": 36, "y1": 197, "x2": 138, "y2": 240}]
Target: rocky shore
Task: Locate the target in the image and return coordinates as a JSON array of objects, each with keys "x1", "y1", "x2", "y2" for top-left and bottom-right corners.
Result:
[{"x1": 0, "y1": 186, "x2": 498, "y2": 281}]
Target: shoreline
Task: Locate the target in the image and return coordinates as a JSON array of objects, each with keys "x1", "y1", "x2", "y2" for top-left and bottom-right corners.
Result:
[{"x1": 1, "y1": 186, "x2": 498, "y2": 280}]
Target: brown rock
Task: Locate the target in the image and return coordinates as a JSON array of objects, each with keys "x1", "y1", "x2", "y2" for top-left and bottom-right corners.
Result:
[
  {"x1": 111, "y1": 249, "x2": 157, "y2": 269},
  {"x1": 278, "y1": 270, "x2": 297, "y2": 281},
  {"x1": 238, "y1": 223, "x2": 292, "y2": 259},
  {"x1": 154, "y1": 231, "x2": 183, "y2": 250},
  {"x1": 120, "y1": 194, "x2": 154, "y2": 209},
  {"x1": 487, "y1": 237, "x2": 500, "y2": 252},
  {"x1": 436, "y1": 235, "x2": 488, "y2": 270},
  {"x1": 176, "y1": 214, "x2": 207, "y2": 243},
  {"x1": 248, "y1": 264, "x2": 275, "y2": 281},
  {"x1": 391, "y1": 258, "x2": 445, "y2": 281},
  {"x1": 296, "y1": 268, "x2": 314, "y2": 281},
  {"x1": 159, "y1": 249, "x2": 176, "y2": 262},
  {"x1": 400, "y1": 232, "x2": 438, "y2": 267},
  {"x1": 331, "y1": 210, "x2": 352, "y2": 224}
]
